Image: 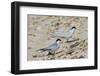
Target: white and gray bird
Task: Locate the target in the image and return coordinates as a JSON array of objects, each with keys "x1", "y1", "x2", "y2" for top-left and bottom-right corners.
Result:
[
  {"x1": 52, "y1": 26, "x2": 76, "y2": 41},
  {"x1": 37, "y1": 39, "x2": 62, "y2": 54}
]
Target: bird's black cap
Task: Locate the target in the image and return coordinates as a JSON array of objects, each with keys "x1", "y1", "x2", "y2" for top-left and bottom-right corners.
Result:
[
  {"x1": 56, "y1": 39, "x2": 61, "y2": 42},
  {"x1": 71, "y1": 26, "x2": 76, "y2": 29}
]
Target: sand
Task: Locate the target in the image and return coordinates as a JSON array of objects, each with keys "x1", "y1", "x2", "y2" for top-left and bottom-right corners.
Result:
[{"x1": 27, "y1": 15, "x2": 88, "y2": 61}]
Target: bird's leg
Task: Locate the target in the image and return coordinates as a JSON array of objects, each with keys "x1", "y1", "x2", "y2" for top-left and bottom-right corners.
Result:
[
  {"x1": 68, "y1": 35, "x2": 74, "y2": 41},
  {"x1": 48, "y1": 52, "x2": 54, "y2": 55},
  {"x1": 48, "y1": 52, "x2": 52, "y2": 55},
  {"x1": 48, "y1": 52, "x2": 55, "y2": 60},
  {"x1": 66, "y1": 35, "x2": 78, "y2": 43},
  {"x1": 65, "y1": 37, "x2": 73, "y2": 43},
  {"x1": 67, "y1": 39, "x2": 73, "y2": 42}
]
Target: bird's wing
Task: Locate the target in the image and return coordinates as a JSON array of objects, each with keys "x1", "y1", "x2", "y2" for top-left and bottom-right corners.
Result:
[
  {"x1": 53, "y1": 32, "x2": 68, "y2": 37},
  {"x1": 52, "y1": 29, "x2": 73, "y2": 38},
  {"x1": 52, "y1": 32, "x2": 64, "y2": 36},
  {"x1": 37, "y1": 42, "x2": 58, "y2": 52},
  {"x1": 46, "y1": 42, "x2": 58, "y2": 50}
]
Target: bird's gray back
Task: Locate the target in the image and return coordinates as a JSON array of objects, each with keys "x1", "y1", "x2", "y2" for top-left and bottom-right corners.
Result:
[
  {"x1": 47, "y1": 42, "x2": 60, "y2": 52},
  {"x1": 53, "y1": 29, "x2": 75, "y2": 39}
]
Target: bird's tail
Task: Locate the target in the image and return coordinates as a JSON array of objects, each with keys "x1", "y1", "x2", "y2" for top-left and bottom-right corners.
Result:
[
  {"x1": 37, "y1": 48, "x2": 46, "y2": 51},
  {"x1": 37, "y1": 48, "x2": 51, "y2": 52},
  {"x1": 49, "y1": 33, "x2": 55, "y2": 38}
]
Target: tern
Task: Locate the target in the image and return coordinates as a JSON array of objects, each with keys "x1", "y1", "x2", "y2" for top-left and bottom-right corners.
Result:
[
  {"x1": 37, "y1": 39, "x2": 62, "y2": 54},
  {"x1": 52, "y1": 26, "x2": 76, "y2": 41}
]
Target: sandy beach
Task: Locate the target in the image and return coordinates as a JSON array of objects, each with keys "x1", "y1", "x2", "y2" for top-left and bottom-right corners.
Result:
[{"x1": 27, "y1": 15, "x2": 88, "y2": 61}]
